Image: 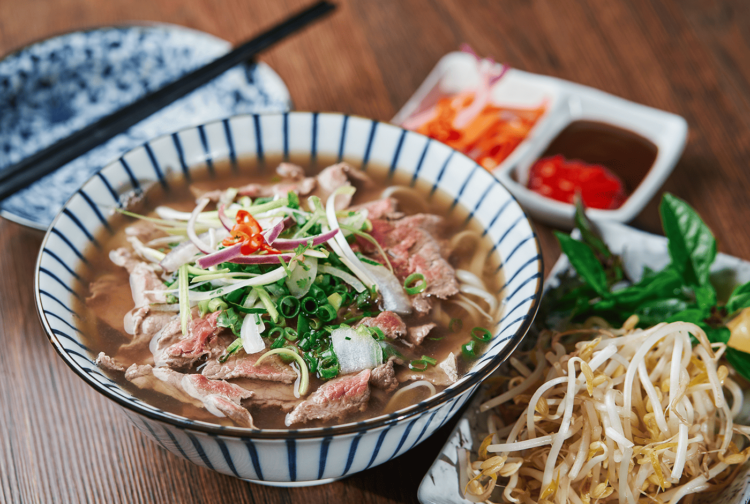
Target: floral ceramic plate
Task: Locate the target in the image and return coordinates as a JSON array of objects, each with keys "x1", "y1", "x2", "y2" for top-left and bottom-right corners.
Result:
[{"x1": 0, "y1": 23, "x2": 291, "y2": 229}]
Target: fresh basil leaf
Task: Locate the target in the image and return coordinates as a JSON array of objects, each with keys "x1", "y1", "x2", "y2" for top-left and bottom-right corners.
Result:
[
  {"x1": 666, "y1": 308, "x2": 707, "y2": 325},
  {"x1": 555, "y1": 231, "x2": 609, "y2": 297},
  {"x1": 635, "y1": 298, "x2": 691, "y2": 327},
  {"x1": 659, "y1": 193, "x2": 717, "y2": 286},
  {"x1": 726, "y1": 281, "x2": 750, "y2": 315},
  {"x1": 694, "y1": 283, "x2": 717, "y2": 311},
  {"x1": 574, "y1": 197, "x2": 610, "y2": 259},
  {"x1": 597, "y1": 268, "x2": 683, "y2": 310},
  {"x1": 725, "y1": 347, "x2": 750, "y2": 383}
]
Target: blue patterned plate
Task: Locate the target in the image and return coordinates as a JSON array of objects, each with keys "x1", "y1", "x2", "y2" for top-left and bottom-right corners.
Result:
[{"x1": 0, "y1": 23, "x2": 291, "y2": 229}]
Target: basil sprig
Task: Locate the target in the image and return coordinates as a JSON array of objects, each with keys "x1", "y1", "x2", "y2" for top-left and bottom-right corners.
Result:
[{"x1": 553, "y1": 193, "x2": 750, "y2": 381}]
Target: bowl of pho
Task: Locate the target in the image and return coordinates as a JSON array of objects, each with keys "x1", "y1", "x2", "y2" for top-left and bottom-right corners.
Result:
[{"x1": 34, "y1": 112, "x2": 543, "y2": 485}]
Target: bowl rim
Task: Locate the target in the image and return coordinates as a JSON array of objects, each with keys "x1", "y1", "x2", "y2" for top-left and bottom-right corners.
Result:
[{"x1": 33, "y1": 111, "x2": 544, "y2": 439}]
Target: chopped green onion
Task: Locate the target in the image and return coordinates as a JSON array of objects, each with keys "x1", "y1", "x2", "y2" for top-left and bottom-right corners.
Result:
[
  {"x1": 284, "y1": 327, "x2": 299, "y2": 341},
  {"x1": 187, "y1": 266, "x2": 230, "y2": 277},
  {"x1": 239, "y1": 196, "x2": 252, "y2": 207},
  {"x1": 327, "y1": 292, "x2": 343, "y2": 311},
  {"x1": 342, "y1": 314, "x2": 365, "y2": 325},
  {"x1": 178, "y1": 264, "x2": 190, "y2": 336},
  {"x1": 254, "y1": 286, "x2": 279, "y2": 323},
  {"x1": 404, "y1": 273, "x2": 427, "y2": 295},
  {"x1": 449, "y1": 318, "x2": 463, "y2": 333},
  {"x1": 297, "y1": 314, "x2": 310, "y2": 337},
  {"x1": 317, "y1": 304, "x2": 337, "y2": 322},
  {"x1": 208, "y1": 298, "x2": 228, "y2": 312},
  {"x1": 409, "y1": 359, "x2": 428, "y2": 372},
  {"x1": 268, "y1": 326, "x2": 284, "y2": 339},
  {"x1": 421, "y1": 355, "x2": 437, "y2": 366},
  {"x1": 255, "y1": 348, "x2": 309, "y2": 395},
  {"x1": 369, "y1": 327, "x2": 385, "y2": 341},
  {"x1": 279, "y1": 296, "x2": 301, "y2": 318},
  {"x1": 247, "y1": 198, "x2": 288, "y2": 215},
  {"x1": 227, "y1": 301, "x2": 266, "y2": 314},
  {"x1": 301, "y1": 296, "x2": 319, "y2": 315},
  {"x1": 471, "y1": 327, "x2": 492, "y2": 343},
  {"x1": 287, "y1": 191, "x2": 300, "y2": 209},
  {"x1": 198, "y1": 299, "x2": 210, "y2": 317},
  {"x1": 219, "y1": 338, "x2": 244, "y2": 363},
  {"x1": 309, "y1": 317, "x2": 322, "y2": 330},
  {"x1": 462, "y1": 341, "x2": 477, "y2": 359},
  {"x1": 271, "y1": 333, "x2": 286, "y2": 349}
]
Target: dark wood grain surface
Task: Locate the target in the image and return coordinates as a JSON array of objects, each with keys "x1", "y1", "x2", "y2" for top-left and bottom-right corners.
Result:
[{"x1": 2, "y1": 0, "x2": 750, "y2": 502}]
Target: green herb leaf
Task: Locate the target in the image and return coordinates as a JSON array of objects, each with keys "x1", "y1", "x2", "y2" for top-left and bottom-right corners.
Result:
[
  {"x1": 216, "y1": 308, "x2": 243, "y2": 337},
  {"x1": 726, "y1": 281, "x2": 750, "y2": 315},
  {"x1": 694, "y1": 283, "x2": 717, "y2": 311},
  {"x1": 725, "y1": 346, "x2": 750, "y2": 382},
  {"x1": 635, "y1": 298, "x2": 691, "y2": 327},
  {"x1": 554, "y1": 231, "x2": 609, "y2": 297},
  {"x1": 659, "y1": 193, "x2": 716, "y2": 286},
  {"x1": 666, "y1": 308, "x2": 707, "y2": 325},
  {"x1": 574, "y1": 197, "x2": 611, "y2": 259}
]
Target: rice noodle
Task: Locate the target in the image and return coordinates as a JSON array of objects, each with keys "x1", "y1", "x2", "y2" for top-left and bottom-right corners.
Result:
[
  {"x1": 462, "y1": 320, "x2": 750, "y2": 503},
  {"x1": 384, "y1": 381, "x2": 436, "y2": 413}
]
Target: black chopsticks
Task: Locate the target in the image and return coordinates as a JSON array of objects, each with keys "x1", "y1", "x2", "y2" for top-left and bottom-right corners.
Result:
[{"x1": 0, "y1": 1, "x2": 335, "y2": 202}]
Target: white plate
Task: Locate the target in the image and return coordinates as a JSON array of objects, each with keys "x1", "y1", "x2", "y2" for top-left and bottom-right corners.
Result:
[{"x1": 394, "y1": 52, "x2": 688, "y2": 228}]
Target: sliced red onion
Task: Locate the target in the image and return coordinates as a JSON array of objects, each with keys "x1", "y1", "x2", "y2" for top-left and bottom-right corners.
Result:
[
  {"x1": 188, "y1": 198, "x2": 214, "y2": 254},
  {"x1": 218, "y1": 204, "x2": 234, "y2": 231},
  {"x1": 261, "y1": 217, "x2": 293, "y2": 245},
  {"x1": 195, "y1": 242, "x2": 243, "y2": 269},
  {"x1": 229, "y1": 253, "x2": 295, "y2": 265},
  {"x1": 272, "y1": 228, "x2": 340, "y2": 250}
]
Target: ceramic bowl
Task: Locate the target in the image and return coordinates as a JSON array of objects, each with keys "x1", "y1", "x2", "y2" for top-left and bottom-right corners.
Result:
[{"x1": 34, "y1": 112, "x2": 543, "y2": 486}]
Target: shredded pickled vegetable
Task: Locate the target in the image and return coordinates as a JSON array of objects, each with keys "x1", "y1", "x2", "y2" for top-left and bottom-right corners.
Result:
[{"x1": 461, "y1": 317, "x2": 750, "y2": 504}]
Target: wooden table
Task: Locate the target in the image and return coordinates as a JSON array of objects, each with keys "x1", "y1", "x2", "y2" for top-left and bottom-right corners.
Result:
[{"x1": 2, "y1": 0, "x2": 750, "y2": 502}]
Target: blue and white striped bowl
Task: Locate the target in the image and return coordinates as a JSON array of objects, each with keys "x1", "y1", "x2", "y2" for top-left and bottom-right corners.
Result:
[{"x1": 34, "y1": 112, "x2": 543, "y2": 486}]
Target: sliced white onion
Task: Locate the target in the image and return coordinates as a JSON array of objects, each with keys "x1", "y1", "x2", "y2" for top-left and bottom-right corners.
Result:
[
  {"x1": 126, "y1": 236, "x2": 165, "y2": 263},
  {"x1": 324, "y1": 187, "x2": 377, "y2": 289},
  {"x1": 159, "y1": 228, "x2": 229, "y2": 272},
  {"x1": 286, "y1": 257, "x2": 318, "y2": 298},
  {"x1": 241, "y1": 313, "x2": 266, "y2": 355},
  {"x1": 178, "y1": 267, "x2": 287, "y2": 302},
  {"x1": 318, "y1": 264, "x2": 366, "y2": 293},
  {"x1": 156, "y1": 205, "x2": 220, "y2": 223},
  {"x1": 360, "y1": 262, "x2": 412, "y2": 315},
  {"x1": 187, "y1": 198, "x2": 215, "y2": 254},
  {"x1": 330, "y1": 327, "x2": 383, "y2": 374}
]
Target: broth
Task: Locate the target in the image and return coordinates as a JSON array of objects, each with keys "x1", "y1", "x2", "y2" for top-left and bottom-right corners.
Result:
[{"x1": 74, "y1": 155, "x2": 505, "y2": 429}]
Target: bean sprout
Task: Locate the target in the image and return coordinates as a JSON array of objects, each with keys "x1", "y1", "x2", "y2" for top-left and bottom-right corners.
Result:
[{"x1": 460, "y1": 319, "x2": 750, "y2": 503}]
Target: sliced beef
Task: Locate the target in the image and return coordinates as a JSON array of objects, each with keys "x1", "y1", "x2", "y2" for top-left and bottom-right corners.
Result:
[
  {"x1": 397, "y1": 352, "x2": 458, "y2": 386},
  {"x1": 96, "y1": 352, "x2": 125, "y2": 372},
  {"x1": 109, "y1": 248, "x2": 168, "y2": 306},
  {"x1": 202, "y1": 352, "x2": 297, "y2": 383},
  {"x1": 361, "y1": 214, "x2": 459, "y2": 313},
  {"x1": 369, "y1": 358, "x2": 399, "y2": 392},
  {"x1": 358, "y1": 311, "x2": 406, "y2": 339},
  {"x1": 125, "y1": 364, "x2": 198, "y2": 404},
  {"x1": 157, "y1": 311, "x2": 226, "y2": 369},
  {"x1": 150, "y1": 316, "x2": 183, "y2": 365},
  {"x1": 350, "y1": 197, "x2": 399, "y2": 220},
  {"x1": 231, "y1": 379, "x2": 301, "y2": 412},
  {"x1": 314, "y1": 163, "x2": 372, "y2": 210},
  {"x1": 125, "y1": 220, "x2": 166, "y2": 244},
  {"x1": 181, "y1": 374, "x2": 255, "y2": 428},
  {"x1": 285, "y1": 369, "x2": 371, "y2": 426},
  {"x1": 120, "y1": 306, "x2": 176, "y2": 352},
  {"x1": 407, "y1": 323, "x2": 436, "y2": 346},
  {"x1": 276, "y1": 162, "x2": 305, "y2": 180},
  {"x1": 126, "y1": 364, "x2": 255, "y2": 427}
]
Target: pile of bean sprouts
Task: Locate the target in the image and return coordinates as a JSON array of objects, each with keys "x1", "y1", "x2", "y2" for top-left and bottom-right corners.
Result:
[{"x1": 460, "y1": 317, "x2": 750, "y2": 504}]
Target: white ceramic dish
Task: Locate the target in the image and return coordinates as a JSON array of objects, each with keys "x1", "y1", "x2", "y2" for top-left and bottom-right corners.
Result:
[
  {"x1": 35, "y1": 112, "x2": 543, "y2": 486},
  {"x1": 418, "y1": 221, "x2": 750, "y2": 504},
  {"x1": 393, "y1": 52, "x2": 688, "y2": 228}
]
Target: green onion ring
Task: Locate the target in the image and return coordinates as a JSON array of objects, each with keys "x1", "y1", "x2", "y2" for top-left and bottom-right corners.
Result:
[
  {"x1": 421, "y1": 354, "x2": 437, "y2": 366},
  {"x1": 404, "y1": 273, "x2": 427, "y2": 295},
  {"x1": 408, "y1": 359, "x2": 428, "y2": 372},
  {"x1": 448, "y1": 318, "x2": 463, "y2": 333},
  {"x1": 462, "y1": 341, "x2": 477, "y2": 359},
  {"x1": 471, "y1": 327, "x2": 493, "y2": 343},
  {"x1": 301, "y1": 296, "x2": 319, "y2": 315},
  {"x1": 317, "y1": 304, "x2": 337, "y2": 322},
  {"x1": 279, "y1": 296, "x2": 301, "y2": 319}
]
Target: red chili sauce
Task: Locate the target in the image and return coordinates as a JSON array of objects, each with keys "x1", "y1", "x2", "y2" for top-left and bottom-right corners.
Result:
[{"x1": 526, "y1": 121, "x2": 658, "y2": 210}]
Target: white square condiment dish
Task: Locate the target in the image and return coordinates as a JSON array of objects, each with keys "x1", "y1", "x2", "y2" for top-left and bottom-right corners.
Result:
[{"x1": 394, "y1": 51, "x2": 688, "y2": 228}]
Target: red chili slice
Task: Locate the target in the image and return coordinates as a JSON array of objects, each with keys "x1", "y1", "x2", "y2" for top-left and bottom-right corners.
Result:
[{"x1": 527, "y1": 155, "x2": 627, "y2": 210}]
